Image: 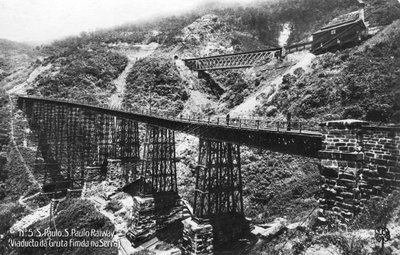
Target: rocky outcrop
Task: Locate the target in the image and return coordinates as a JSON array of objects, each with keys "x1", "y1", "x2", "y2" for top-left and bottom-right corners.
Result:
[
  {"x1": 180, "y1": 14, "x2": 235, "y2": 58},
  {"x1": 127, "y1": 193, "x2": 182, "y2": 247}
]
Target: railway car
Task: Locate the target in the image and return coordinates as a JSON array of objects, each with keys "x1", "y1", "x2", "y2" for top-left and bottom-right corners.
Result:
[{"x1": 311, "y1": 9, "x2": 368, "y2": 55}]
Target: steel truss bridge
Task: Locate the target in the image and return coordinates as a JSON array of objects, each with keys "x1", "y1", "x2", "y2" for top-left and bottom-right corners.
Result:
[
  {"x1": 183, "y1": 42, "x2": 312, "y2": 71},
  {"x1": 17, "y1": 95, "x2": 321, "y2": 223}
]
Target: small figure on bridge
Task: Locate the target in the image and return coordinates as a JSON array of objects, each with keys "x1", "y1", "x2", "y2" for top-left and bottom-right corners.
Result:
[
  {"x1": 287, "y1": 112, "x2": 292, "y2": 131},
  {"x1": 226, "y1": 114, "x2": 230, "y2": 126},
  {"x1": 100, "y1": 159, "x2": 108, "y2": 178}
]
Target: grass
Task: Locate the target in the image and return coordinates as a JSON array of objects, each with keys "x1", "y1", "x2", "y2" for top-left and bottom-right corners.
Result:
[
  {"x1": 0, "y1": 201, "x2": 29, "y2": 234},
  {"x1": 351, "y1": 191, "x2": 400, "y2": 230},
  {"x1": 105, "y1": 199, "x2": 123, "y2": 212}
]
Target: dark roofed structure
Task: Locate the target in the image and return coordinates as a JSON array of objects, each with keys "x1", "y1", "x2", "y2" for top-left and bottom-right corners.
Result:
[
  {"x1": 320, "y1": 10, "x2": 361, "y2": 31},
  {"x1": 312, "y1": 10, "x2": 368, "y2": 54}
]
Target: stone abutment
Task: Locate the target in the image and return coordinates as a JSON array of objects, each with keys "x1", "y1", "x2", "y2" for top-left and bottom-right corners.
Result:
[{"x1": 318, "y1": 120, "x2": 400, "y2": 224}]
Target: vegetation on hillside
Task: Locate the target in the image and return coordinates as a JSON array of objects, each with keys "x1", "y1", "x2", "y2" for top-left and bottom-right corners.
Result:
[
  {"x1": 256, "y1": 21, "x2": 400, "y2": 123},
  {"x1": 0, "y1": 91, "x2": 10, "y2": 179},
  {"x1": 34, "y1": 0, "x2": 365, "y2": 54},
  {"x1": 211, "y1": 0, "x2": 359, "y2": 46},
  {"x1": 365, "y1": 0, "x2": 400, "y2": 27},
  {"x1": 214, "y1": 71, "x2": 249, "y2": 109},
  {"x1": 241, "y1": 149, "x2": 320, "y2": 223},
  {"x1": 0, "y1": 39, "x2": 41, "y2": 84},
  {"x1": 352, "y1": 191, "x2": 400, "y2": 230},
  {"x1": 0, "y1": 201, "x2": 28, "y2": 234},
  {"x1": 27, "y1": 46, "x2": 128, "y2": 105},
  {"x1": 123, "y1": 57, "x2": 189, "y2": 114}
]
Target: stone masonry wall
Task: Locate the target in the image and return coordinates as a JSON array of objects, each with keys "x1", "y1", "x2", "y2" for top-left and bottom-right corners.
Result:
[
  {"x1": 318, "y1": 120, "x2": 400, "y2": 224},
  {"x1": 361, "y1": 126, "x2": 400, "y2": 195},
  {"x1": 126, "y1": 193, "x2": 182, "y2": 247}
]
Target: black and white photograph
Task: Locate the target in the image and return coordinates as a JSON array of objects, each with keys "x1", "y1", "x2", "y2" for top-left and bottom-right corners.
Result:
[{"x1": 0, "y1": 0, "x2": 399, "y2": 254}]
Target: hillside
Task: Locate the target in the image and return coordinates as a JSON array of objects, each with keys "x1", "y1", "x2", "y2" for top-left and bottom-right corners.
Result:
[
  {"x1": 26, "y1": 45, "x2": 128, "y2": 105},
  {"x1": 5, "y1": 0, "x2": 399, "y2": 113},
  {"x1": 0, "y1": 39, "x2": 38, "y2": 77},
  {"x1": 0, "y1": 39, "x2": 43, "y2": 92},
  {"x1": 257, "y1": 20, "x2": 400, "y2": 123}
]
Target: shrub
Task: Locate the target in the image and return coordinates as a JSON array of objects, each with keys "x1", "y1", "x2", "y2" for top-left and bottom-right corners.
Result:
[
  {"x1": 105, "y1": 199, "x2": 123, "y2": 212},
  {"x1": 343, "y1": 105, "x2": 365, "y2": 119},
  {"x1": 293, "y1": 67, "x2": 305, "y2": 77},
  {"x1": 351, "y1": 191, "x2": 400, "y2": 230},
  {"x1": 123, "y1": 57, "x2": 188, "y2": 115},
  {"x1": 33, "y1": 47, "x2": 128, "y2": 105},
  {"x1": 311, "y1": 234, "x2": 365, "y2": 255},
  {"x1": 257, "y1": 20, "x2": 400, "y2": 123},
  {"x1": 0, "y1": 202, "x2": 28, "y2": 233},
  {"x1": 366, "y1": 104, "x2": 393, "y2": 123}
]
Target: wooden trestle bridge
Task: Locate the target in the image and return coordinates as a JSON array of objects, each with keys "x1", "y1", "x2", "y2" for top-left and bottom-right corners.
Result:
[
  {"x1": 183, "y1": 42, "x2": 312, "y2": 71},
  {"x1": 16, "y1": 95, "x2": 321, "y2": 242}
]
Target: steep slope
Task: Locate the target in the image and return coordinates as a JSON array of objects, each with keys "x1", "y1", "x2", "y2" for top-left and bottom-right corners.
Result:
[
  {"x1": 168, "y1": 14, "x2": 276, "y2": 115},
  {"x1": 0, "y1": 39, "x2": 43, "y2": 92},
  {"x1": 0, "y1": 39, "x2": 39, "y2": 79},
  {"x1": 230, "y1": 51, "x2": 315, "y2": 116},
  {"x1": 109, "y1": 43, "x2": 159, "y2": 107},
  {"x1": 122, "y1": 57, "x2": 189, "y2": 114},
  {"x1": 26, "y1": 45, "x2": 128, "y2": 105},
  {"x1": 258, "y1": 20, "x2": 400, "y2": 123},
  {"x1": 172, "y1": 1, "x2": 400, "y2": 121}
]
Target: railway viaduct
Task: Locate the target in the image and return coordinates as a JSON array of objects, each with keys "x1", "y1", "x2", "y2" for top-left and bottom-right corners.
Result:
[{"x1": 16, "y1": 95, "x2": 400, "y2": 254}]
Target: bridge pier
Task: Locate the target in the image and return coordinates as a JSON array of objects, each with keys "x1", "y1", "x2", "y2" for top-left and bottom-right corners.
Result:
[
  {"x1": 318, "y1": 120, "x2": 400, "y2": 226},
  {"x1": 33, "y1": 103, "x2": 85, "y2": 193},
  {"x1": 183, "y1": 139, "x2": 248, "y2": 254},
  {"x1": 104, "y1": 118, "x2": 140, "y2": 186},
  {"x1": 126, "y1": 125, "x2": 182, "y2": 246},
  {"x1": 20, "y1": 100, "x2": 142, "y2": 195}
]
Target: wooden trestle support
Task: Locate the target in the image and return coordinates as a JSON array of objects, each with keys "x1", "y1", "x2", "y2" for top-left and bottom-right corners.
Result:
[
  {"x1": 183, "y1": 139, "x2": 249, "y2": 254},
  {"x1": 126, "y1": 125, "x2": 182, "y2": 247},
  {"x1": 19, "y1": 99, "x2": 141, "y2": 197}
]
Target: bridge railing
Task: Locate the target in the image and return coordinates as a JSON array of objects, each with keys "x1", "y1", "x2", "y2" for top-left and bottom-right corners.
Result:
[
  {"x1": 151, "y1": 110, "x2": 320, "y2": 133},
  {"x1": 99, "y1": 105, "x2": 320, "y2": 133},
  {"x1": 18, "y1": 96, "x2": 320, "y2": 133},
  {"x1": 285, "y1": 42, "x2": 312, "y2": 54}
]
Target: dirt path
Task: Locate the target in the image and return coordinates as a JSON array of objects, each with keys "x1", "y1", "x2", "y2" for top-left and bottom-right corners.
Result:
[
  {"x1": 6, "y1": 64, "x2": 52, "y2": 95},
  {"x1": 230, "y1": 51, "x2": 315, "y2": 116},
  {"x1": 109, "y1": 60, "x2": 135, "y2": 108},
  {"x1": 109, "y1": 43, "x2": 159, "y2": 107}
]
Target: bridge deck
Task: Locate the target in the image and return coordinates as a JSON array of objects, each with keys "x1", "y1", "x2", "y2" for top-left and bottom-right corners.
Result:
[{"x1": 17, "y1": 96, "x2": 322, "y2": 158}]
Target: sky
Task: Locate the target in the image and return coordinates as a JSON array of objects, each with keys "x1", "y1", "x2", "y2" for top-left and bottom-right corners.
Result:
[{"x1": 0, "y1": 0, "x2": 255, "y2": 43}]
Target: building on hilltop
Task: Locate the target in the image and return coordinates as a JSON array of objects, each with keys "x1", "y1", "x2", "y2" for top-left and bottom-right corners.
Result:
[{"x1": 311, "y1": 9, "x2": 368, "y2": 54}]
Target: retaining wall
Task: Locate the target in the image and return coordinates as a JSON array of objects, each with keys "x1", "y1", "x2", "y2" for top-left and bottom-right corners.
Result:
[{"x1": 318, "y1": 120, "x2": 400, "y2": 223}]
